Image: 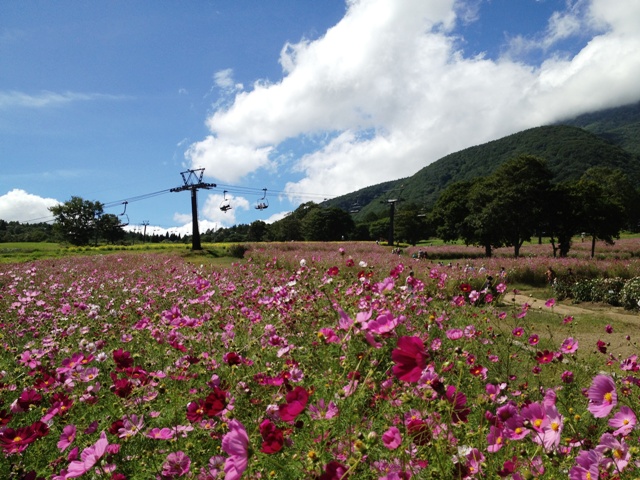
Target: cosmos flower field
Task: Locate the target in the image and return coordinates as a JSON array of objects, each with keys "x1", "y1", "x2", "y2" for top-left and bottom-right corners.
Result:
[{"x1": 1, "y1": 241, "x2": 640, "y2": 479}]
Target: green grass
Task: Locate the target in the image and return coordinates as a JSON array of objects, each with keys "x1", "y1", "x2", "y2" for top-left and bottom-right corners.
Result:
[{"x1": 0, "y1": 241, "x2": 247, "y2": 264}]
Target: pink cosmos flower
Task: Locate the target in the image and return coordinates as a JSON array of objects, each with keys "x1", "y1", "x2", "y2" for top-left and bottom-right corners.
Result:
[
  {"x1": 308, "y1": 399, "x2": 339, "y2": 420},
  {"x1": 560, "y1": 337, "x2": 578, "y2": 354},
  {"x1": 222, "y1": 419, "x2": 249, "y2": 480},
  {"x1": 609, "y1": 405, "x2": 637, "y2": 436},
  {"x1": 528, "y1": 334, "x2": 539, "y2": 346},
  {"x1": 146, "y1": 428, "x2": 175, "y2": 440},
  {"x1": 365, "y1": 311, "x2": 401, "y2": 335},
  {"x1": 57, "y1": 425, "x2": 76, "y2": 452},
  {"x1": 391, "y1": 336, "x2": 428, "y2": 383},
  {"x1": 512, "y1": 327, "x2": 524, "y2": 337},
  {"x1": 587, "y1": 374, "x2": 617, "y2": 418},
  {"x1": 569, "y1": 449, "x2": 601, "y2": 480},
  {"x1": 545, "y1": 298, "x2": 556, "y2": 308},
  {"x1": 66, "y1": 431, "x2": 109, "y2": 478},
  {"x1": 162, "y1": 451, "x2": 191, "y2": 478},
  {"x1": 486, "y1": 425, "x2": 504, "y2": 452},
  {"x1": 382, "y1": 427, "x2": 402, "y2": 450},
  {"x1": 596, "y1": 433, "x2": 630, "y2": 472},
  {"x1": 446, "y1": 329, "x2": 463, "y2": 340},
  {"x1": 521, "y1": 402, "x2": 548, "y2": 434},
  {"x1": 605, "y1": 324, "x2": 613, "y2": 334},
  {"x1": 541, "y1": 405, "x2": 563, "y2": 452}
]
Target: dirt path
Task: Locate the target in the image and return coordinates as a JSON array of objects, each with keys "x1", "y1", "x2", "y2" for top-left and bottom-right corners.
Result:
[
  {"x1": 507, "y1": 293, "x2": 640, "y2": 323},
  {"x1": 504, "y1": 292, "x2": 640, "y2": 358}
]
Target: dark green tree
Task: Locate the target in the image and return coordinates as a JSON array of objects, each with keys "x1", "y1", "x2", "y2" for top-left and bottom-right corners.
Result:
[
  {"x1": 429, "y1": 180, "x2": 474, "y2": 243},
  {"x1": 247, "y1": 220, "x2": 267, "y2": 242},
  {"x1": 569, "y1": 173, "x2": 626, "y2": 258},
  {"x1": 301, "y1": 207, "x2": 355, "y2": 241},
  {"x1": 98, "y1": 213, "x2": 125, "y2": 244},
  {"x1": 395, "y1": 203, "x2": 427, "y2": 246},
  {"x1": 49, "y1": 196, "x2": 104, "y2": 246}
]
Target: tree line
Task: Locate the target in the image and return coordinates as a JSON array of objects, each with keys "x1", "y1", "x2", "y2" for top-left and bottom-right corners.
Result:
[{"x1": 3, "y1": 155, "x2": 638, "y2": 257}]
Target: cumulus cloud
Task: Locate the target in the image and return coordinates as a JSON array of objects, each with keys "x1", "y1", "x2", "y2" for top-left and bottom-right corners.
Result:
[
  {"x1": 187, "y1": 0, "x2": 640, "y2": 203},
  {"x1": 0, "y1": 189, "x2": 60, "y2": 222},
  {"x1": 201, "y1": 192, "x2": 250, "y2": 227}
]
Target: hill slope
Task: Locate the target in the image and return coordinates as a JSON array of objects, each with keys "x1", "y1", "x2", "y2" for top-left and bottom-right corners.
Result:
[
  {"x1": 557, "y1": 100, "x2": 640, "y2": 157},
  {"x1": 324, "y1": 112, "x2": 640, "y2": 220}
]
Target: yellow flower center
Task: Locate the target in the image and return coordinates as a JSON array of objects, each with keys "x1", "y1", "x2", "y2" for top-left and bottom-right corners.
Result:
[{"x1": 604, "y1": 392, "x2": 613, "y2": 404}]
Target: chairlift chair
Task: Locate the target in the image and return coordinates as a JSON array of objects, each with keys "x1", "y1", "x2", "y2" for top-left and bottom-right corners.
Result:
[
  {"x1": 119, "y1": 201, "x2": 130, "y2": 227},
  {"x1": 220, "y1": 191, "x2": 232, "y2": 213},
  {"x1": 255, "y1": 188, "x2": 269, "y2": 210}
]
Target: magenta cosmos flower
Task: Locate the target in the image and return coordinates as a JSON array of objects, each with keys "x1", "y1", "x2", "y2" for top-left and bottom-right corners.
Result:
[
  {"x1": 587, "y1": 374, "x2": 617, "y2": 418},
  {"x1": 382, "y1": 426, "x2": 402, "y2": 450},
  {"x1": 222, "y1": 419, "x2": 249, "y2": 480},
  {"x1": 162, "y1": 451, "x2": 191, "y2": 478},
  {"x1": 391, "y1": 336, "x2": 428, "y2": 383},
  {"x1": 278, "y1": 386, "x2": 309, "y2": 422}
]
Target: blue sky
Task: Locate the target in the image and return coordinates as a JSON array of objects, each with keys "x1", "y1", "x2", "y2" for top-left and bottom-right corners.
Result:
[{"x1": 2, "y1": 0, "x2": 640, "y2": 235}]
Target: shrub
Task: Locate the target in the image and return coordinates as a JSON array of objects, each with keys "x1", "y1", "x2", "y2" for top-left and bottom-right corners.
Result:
[
  {"x1": 228, "y1": 243, "x2": 249, "y2": 258},
  {"x1": 620, "y1": 276, "x2": 640, "y2": 310}
]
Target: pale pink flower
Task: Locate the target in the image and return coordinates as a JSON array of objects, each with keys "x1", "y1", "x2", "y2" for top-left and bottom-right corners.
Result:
[
  {"x1": 560, "y1": 337, "x2": 578, "y2": 354},
  {"x1": 596, "y1": 433, "x2": 630, "y2": 471},
  {"x1": 65, "y1": 431, "x2": 109, "y2": 478},
  {"x1": 609, "y1": 405, "x2": 637, "y2": 436},
  {"x1": 222, "y1": 419, "x2": 249, "y2": 480},
  {"x1": 146, "y1": 427, "x2": 175, "y2": 440}
]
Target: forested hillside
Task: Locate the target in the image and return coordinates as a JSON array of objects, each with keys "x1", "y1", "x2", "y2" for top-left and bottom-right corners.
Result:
[{"x1": 328, "y1": 123, "x2": 639, "y2": 220}]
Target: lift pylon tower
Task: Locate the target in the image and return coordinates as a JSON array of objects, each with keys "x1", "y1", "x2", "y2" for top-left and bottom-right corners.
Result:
[{"x1": 170, "y1": 168, "x2": 216, "y2": 250}]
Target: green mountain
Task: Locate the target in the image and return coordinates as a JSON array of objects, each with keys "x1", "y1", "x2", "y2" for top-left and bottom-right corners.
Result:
[
  {"x1": 324, "y1": 101, "x2": 640, "y2": 220},
  {"x1": 557, "y1": 100, "x2": 640, "y2": 157}
]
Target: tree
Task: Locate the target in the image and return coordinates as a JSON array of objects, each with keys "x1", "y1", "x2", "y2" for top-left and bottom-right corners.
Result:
[
  {"x1": 569, "y1": 174, "x2": 626, "y2": 258},
  {"x1": 543, "y1": 183, "x2": 580, "y2": 257},
  {"x1": 301, "y1": 207, "x2": 355, "y2": 241},
  {"x1": 98, "y1": 213, "x2": 125, "y2": 244},
  {"x1": 49, "y1": 196, "x2": 104, "y2": 246},
  {"x1": 464, "y1": 155, "x2": 553, "y2": 258},
  {"x1": 247, "y1": 220, "x2": 267, "y2": 242},
  {"x1": 429, "y1": 180, "x2": 474, "y2": 243},
  {"x1": 395, "y1": 203, "x2": 428, "y2": 246}
]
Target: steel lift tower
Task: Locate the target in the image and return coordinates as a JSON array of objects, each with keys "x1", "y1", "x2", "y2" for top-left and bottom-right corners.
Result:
[{"x1": 170, "y1": 169, "x2": 216, "y2": 250}]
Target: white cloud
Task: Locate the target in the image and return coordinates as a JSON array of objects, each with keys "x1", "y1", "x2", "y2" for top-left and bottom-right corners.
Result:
[
  {"x1": 0, "y1": 90, "x2": 127, "y2": 110},
  {"x1": 0, "y1": 189, "x2": 60, "y2": 223},
  {"x1": 201, "y1": 192, "x2": 250, "y2": 227},
  {"x1": 188, "y1": 0, "x2": 640, "y2": 202},
  {"x1": 264, "y1": 211, "x2": 290, "y2": 224}
]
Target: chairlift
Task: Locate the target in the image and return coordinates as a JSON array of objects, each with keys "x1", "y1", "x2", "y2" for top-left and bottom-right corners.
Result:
[
  {"x1": 119, "y1": 201, "x2": 130, "y2": 227},
  {"x1": 220, "y1": 191, "x2": 232, "y2": 213},
  {"x1": 255, "y1": 188, "x2": 269, "y2": 211}
]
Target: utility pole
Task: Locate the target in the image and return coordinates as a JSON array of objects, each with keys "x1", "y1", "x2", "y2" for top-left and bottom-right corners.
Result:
[
  {"x1": 170, "y1": 169, "x2": 216, "y2": 250},
  {"x1": 386, "y1": 198, "x2": 399, "y2": 246},
  {"x1": 141, "y1": 221, "x2": 149, "y2": 243}
]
